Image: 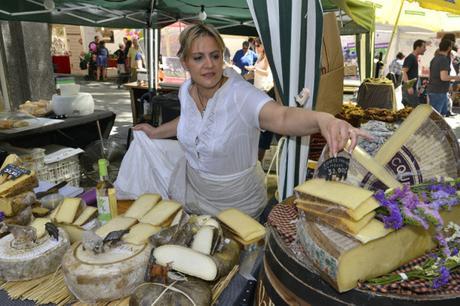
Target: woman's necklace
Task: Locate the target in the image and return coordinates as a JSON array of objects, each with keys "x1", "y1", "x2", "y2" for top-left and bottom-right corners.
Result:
[{"x1": 195, "y1": 76, "x2": 225, "y2": 117}]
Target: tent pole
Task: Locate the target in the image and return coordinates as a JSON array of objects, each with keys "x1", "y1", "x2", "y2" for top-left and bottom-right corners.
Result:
[{"x1": 383, "y1": 0, "x2": 405, "y2": 66}]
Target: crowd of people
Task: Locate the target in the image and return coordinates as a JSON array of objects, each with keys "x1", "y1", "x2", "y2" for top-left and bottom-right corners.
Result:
[
  {"x1": 393, "y1": 33, "x2": 460, "y2": 117},
  {"x1": 83, "y1": 35, "x2": 144, "y2": 83}
]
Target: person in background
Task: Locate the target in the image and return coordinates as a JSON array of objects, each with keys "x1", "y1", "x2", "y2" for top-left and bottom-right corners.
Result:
[
  {"x1": 114, "y1": 43, "x2": 127, "y2": 88},
  {"x1": 88, "y1": 35, "x2": 99, "y2": 55},
  {"x1": 127, "y1": 38, "x2": 144, "y2": 82},
  {"x1": 96, "y1": 40, "x2": 109, "y2": 81},
  {"x1": 441, "y1": 33, "x2": 459, "y2": 116},
  {"x1": 248, "y1": 37, "x2": 255, "y2": 51},
  {"x1": 427, "y1": 39, "x2": 460, "y2": 116},
  {"x1": 114, "y1": 43, "x2": 126, "y2": 74},
  {"x1": 124, "y1": 38, "x2": 132, "y2": 73},
  {"x1": 402, "y1": 39, "x2": 426, "y2": 107},
  {"x1": 232, "y1": 41, "x2": 258, "y2": 76},
  {"x1": 245, "y1": 38, "x2": 276, "y2": 161},
  {"x1": 118, "y1": 23, "x2": 372, "y2": 218},
  {"x1": 388, "y1": 52, "x2": 405, "y2": 86}
]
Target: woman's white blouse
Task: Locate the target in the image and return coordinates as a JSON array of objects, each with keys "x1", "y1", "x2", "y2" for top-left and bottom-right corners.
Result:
[{"x1": 177, "y1": 68, "x2": 272, "y2": 175}]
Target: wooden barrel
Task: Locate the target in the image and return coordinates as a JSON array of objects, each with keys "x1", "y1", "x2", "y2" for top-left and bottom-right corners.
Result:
[{"x1": 260, "y1": 228, "x2": 460, "y2": 306}]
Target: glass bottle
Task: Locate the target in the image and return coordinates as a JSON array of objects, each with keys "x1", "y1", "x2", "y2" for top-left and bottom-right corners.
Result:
[{"x1": 96, "y1": 159, "x2": 117, "y2": 224}]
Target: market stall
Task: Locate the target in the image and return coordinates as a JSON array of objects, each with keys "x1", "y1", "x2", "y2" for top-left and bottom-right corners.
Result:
[{"x1": 1, "y1": 1, "x2": 460, "y2": 306}]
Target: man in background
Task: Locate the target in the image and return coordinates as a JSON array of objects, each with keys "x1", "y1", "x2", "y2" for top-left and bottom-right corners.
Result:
[
  {"x1": 402, "y1": 39, "x2": 426, "y2": 107},
  {"x1": 232, "y1": 41, "x2": 257, "y2": 76}
]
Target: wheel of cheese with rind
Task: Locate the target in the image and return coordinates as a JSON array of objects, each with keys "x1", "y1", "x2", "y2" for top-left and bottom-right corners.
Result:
[
  {"x1": 62, "y1": 242, "x2": 151, "y2": 303},
  {"x1": 0, "y1": 228, "x2": 70, "y2": 281}
]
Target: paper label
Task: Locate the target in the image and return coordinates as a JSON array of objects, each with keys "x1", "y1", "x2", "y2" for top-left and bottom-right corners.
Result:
[{"x1": 97, "y1": 195, "x2": 112, "y2": 224}]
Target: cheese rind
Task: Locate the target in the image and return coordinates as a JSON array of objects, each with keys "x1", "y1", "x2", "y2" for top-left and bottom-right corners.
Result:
[
  {"x1": 62, "y1": 242, "x2": 150, "y2": 303},
  {"x1": 122, "y1": 223, "x2": 160, "y2": 245},
  {"x1": 95, "y1": 216, "x2": 137, "y2": 238},
  {"x1": 139, "y1": 200, "x2": 182, "y2": 226},
  {"x1": 124, "y1": 194, "x2": 162, "y2": 219},
  {"x1": 217, "y1": 208, "x2": 265, "y2": 242},
  {"x1": 0, "y1": 191, "x2": 36, "y2": 217}
]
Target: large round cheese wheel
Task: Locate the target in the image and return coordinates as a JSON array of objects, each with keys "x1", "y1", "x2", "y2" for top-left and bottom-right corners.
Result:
[
  {"x1": 0, "y1": 228, "x2": 70, "y2": 281},
  {"x1": 62, "y1": 242, "x2": 151, "y2": 303}
]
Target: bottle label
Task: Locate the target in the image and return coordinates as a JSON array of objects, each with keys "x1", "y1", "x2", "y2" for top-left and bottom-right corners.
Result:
[{"x1": 97, "y1": 195, "x2": 112, "y2": 224}]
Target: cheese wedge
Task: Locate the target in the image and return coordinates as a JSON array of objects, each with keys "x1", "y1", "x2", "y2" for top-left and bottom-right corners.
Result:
[
  {"x1": 0, "y1": 170, "x2": 38, "y2": 198},
  {"x1": 49, "y1": 203, "x2": 61, "y2": 221},
  {"x1": 354, "y1": 219, "x2": 394, "y2": 244},
  {"x1": 124, "y1": 193, "x2": 162, "y2": 219},
  {"x1": 30, "y1": 218, "x2": 50, "y2": 239},
  {"x1": 301, "y1": 206, "x2": 375, "y2": 236},
  {"x1": 95, "y1": 216, "x2": 137, "y2": 238},
  {"x1": 73, "y1": 206, "x2": 98, "y2": 226},
  {"x1": 217, "y1": 208, "x2": 265, "y2": 242},
  {"x1": 139, "y1": 200, "x2": 182, "y2": 226},
  {"x1": 298, "y1": 206, "x2": 460, "y2": 292},
  {"x1": 54, "y1": 198, "x2": 82, "y2": 224},
  {"x1": 374, "y1": 104, "x2": 432, "y2": 165},
  {"x1": 122, "y1": 223, "x2": 160, "y2": 245},
  {"x1": 295, "y1": 179, "x2": 377, "y2": 211}
]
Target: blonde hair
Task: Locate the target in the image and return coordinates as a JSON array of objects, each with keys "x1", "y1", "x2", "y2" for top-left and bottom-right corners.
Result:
[{"x1": 177, "y1": 23, "x2": 226, "y2": 61}]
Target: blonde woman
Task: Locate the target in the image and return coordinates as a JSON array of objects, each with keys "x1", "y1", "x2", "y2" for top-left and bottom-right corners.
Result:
[{"x1": 117, "y1": 24, "x2": 371, "y2": 218}]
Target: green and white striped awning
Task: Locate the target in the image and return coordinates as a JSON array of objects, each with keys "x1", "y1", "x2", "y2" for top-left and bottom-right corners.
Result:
[{"x1": 248, "y1": 0, "x2": 323, "y2": 200}]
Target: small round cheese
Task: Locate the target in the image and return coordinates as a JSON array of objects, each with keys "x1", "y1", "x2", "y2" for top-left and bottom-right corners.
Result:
[
  {"x1": 62, "y1": 242, "x2": 151, "y2": 303},
  {"x1": 0, "y1": 228, "x2": 70, "y2": 281}
]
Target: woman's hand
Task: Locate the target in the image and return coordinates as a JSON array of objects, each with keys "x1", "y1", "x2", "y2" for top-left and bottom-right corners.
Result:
[
  {"x1": 132, "y1": 123, "x2": 157, "y2": 139},
  {"x1": 318, "y1": 114, "x2": 373, "y2": 157},
  {"x1": 245, "y1": 65, "x2": 255, "y2": 71}
]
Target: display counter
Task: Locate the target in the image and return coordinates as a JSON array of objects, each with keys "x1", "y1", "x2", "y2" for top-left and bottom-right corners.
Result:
[{"x1": 0, "y1": 110, "x2": 115, "y2": 148}]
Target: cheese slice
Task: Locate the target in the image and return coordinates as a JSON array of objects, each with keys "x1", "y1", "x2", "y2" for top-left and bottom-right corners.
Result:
[
  {"x1": 95, "y1": 216, "x2": 137, "y2": 238},
  {"x1": 73, "y1": 206, "x2": 98, "y2": 226},
  {"x1": 30, "y1": 218, "x2": 50, "y2": 239},
  {"x1": 217, "y1": 208, "x2": 265, "y2": 242},
  {"x1": 139, "y1": 200, "x2": 182, "y2": 226},
  {"x1": 294, "y1": 197, "x2": 379, "y2": 221},
  {"x1": 374, "y1": 104, "x2": 432, "y2": 165},
  {"x1": 354, "y1": 219, "x2": 394, "y2": 244},
  {"x1": 124, "y1": 193, "x2": 162, "y2": 219},
  {"x1": 122, "y1": 223, "x2": 160, "y2": 245},
  {"x1": 49, "y1": 203, "x2": 61, "y2": 221},
  {"x1": 0, "y1": 170, "x2": 38, "y2": 198},
  {"x1": 295, "y1": 179, "x2": 376, "y2": 211},
  {"x1": 55, "y1": 198, "x2": 82, "y2": 224},
  {"x1": 301, "y1": 206, "x2": 375, "y2": 236}
]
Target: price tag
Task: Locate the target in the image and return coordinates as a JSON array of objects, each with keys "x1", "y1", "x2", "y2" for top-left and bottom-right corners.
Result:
[
  {"x1": 317, "y1": 156, "x2": 349, "y2": 181},
  {"x1": 0, "y1": 164, "x2": 31, "y2": 180}
]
